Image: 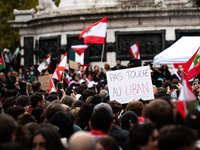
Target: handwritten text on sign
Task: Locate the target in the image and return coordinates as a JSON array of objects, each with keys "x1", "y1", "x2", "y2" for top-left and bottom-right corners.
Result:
[{"x1": 106, "y1": 66, "x2": 154, "y2": 104}]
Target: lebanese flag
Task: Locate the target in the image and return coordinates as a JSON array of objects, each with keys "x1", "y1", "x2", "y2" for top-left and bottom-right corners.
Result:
[
  {"x1": 69, "y1": 46, "x2": 89, "y2": 65},
  {"x1": 184, "y1": 47, "x2": 200, "y2": 80},
  {"x1": 0, "y1": 53, "x2": 5, "y2": 71},
  {"x1": 71, "y1": 45, "x2": 88, "y2": 56},
  {"x1": 49, "y1": 78, "x2": 56, "y2": 94},
  {"x1": 129, "y1": 43, "x2": 140, "y2": 59},
  {"x1": 172, "y1": 63, "x2": 186, "y2": 81},
  {"x1": 52, "y1": 52, "x2": 67, "y2": 81},
  {"x1": 79, "y1": 16, "x2": 107, "y2": 45},
  {"x1": 64, "y1": 73, "x2": 71, "y2": 85},
  {"x1": 176, "y1": 73, "x2": 199, "y2": 120},
  {"x1": 37, "y1": 54, "x2": 51, "y2": 73}
]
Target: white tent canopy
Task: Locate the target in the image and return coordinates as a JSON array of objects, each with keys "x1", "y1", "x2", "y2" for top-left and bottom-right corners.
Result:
[{"x1": 154, "y1": 36, "x2": 200, "y2": 65}]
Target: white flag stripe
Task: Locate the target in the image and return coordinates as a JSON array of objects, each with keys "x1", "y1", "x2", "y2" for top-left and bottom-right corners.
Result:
[
  {"x1": 72, "y1": 45, "x2": 88, "y2": 49},
  {"x1": 179, "y1": 80, "x2": 196, "y2": 101},
  {"x1": 75, "y1": 53, "x2": 84, "y2": 65},
  {"x1": 82, "y1": 22, "x2": 107, "y2": 38}
]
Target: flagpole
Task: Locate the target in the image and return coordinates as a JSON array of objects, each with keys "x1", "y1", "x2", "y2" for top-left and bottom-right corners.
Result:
[{"x1": 101, "y1": 44, "x2": 105, "y2": 66}]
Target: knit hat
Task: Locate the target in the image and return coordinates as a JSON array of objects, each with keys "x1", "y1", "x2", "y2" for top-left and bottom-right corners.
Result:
[{"x1": 31, "y1": 107, "x2": 44, "y2": 123}]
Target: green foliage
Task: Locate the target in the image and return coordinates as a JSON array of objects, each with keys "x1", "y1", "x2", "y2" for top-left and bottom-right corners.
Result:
[
  {"x1": 53, "y1": 0, "x2": 60, "y2": 6},
  {"x1": 0, "y1": 0, "x2": 38, "y2": 53}
]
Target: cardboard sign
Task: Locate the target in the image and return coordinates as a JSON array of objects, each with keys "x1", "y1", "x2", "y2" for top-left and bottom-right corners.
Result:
[
  {"x1": 38, "y1": 75, "x2": 51, "y2": 91},
  {"x1": 106, "y1": 66, "x2": 154, "y2": 104},
  {"x1": 69, "y1": 60, "x2": 79, "y2": 71}
]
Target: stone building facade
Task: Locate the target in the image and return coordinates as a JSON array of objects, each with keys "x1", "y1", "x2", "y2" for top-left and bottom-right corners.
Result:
[{"x1": 8, "y1": 0, "x2": 200, "y2": 68}]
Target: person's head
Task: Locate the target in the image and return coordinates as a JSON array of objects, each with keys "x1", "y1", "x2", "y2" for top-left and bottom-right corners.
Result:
[
  {"x1": 0, "y1": 72, "x2": 5, "y2": 80},
  {"x1": 120, "y1": 111, "x2": 139, "y2": 131},
  {"x1": 161, "y1": 65, "x2": 168, "y2": 70},
  {"x1": 61, "y1": 104, "x2": 71, "y2": 112},
  {"x1": 30, "y1": 126, "x2": 65, "y2": 150},
  {"x1": 82, "y1": 89, "x2": 95, "y2": 100},
  {"x1": 3, "y1": 96, "x2": 16, "y2": 111},
  {"x1": 17, "y1": 113, "x2": 36, "y2": 126},
  {"x1": 94, "y1": 65, "x2": 99, "y2": 72},
  {"x1": 91, "y1": 94, "x2": 102, "y2": 105},
  {"x1": 30, "y1": 92, "x2": 45, "y2": 109},
  {"x1": 16, "y1": 95, "x2": 31, "y2": 112},
  {"x1": 46, "y1": 94, "x2": 58, "y2": 102},
  {"x1": 68, "y1": 131, "x2": 96, "y2": 150},
  {"x1": 116, "y1": 60, "x2": 121, "y2": 65},
  {"x1": 75, "y1": 104, "x2": 94, "y2": 130},
  {"x1": 96, "y1": 137, "x2": 119, "y2": 150},
  {"x1": 44, "y1": 104, "x2": 63, "y2": 122},
  {"x1": 86, "y1": 96, "x2": 93, "y2": 105},
  {"x1": 61, "y1": 95, "x2": 74, "y2": 107},
  {"x1": 50, "y1": 111, "x2": 74, "y2": 139},
  {"x1": 31, "y1": 107, "x2": 44, "y2": 123},
  {"x1": 152, "y1": 85, "x2": 157, "y2": 94},
  {"x1": 89, "y1": 107, "x2": 112, "y2": 133},
  {"x1": 177, "y1": 65, "x2": 183, "y2": 73},
  {"x1": 24, "y1": 122, "x2": 39, "y2": 137},
  {"x1": 71, "y1": 100, "x2": 84, "y2": 109},
  {"x1": 128, "y1": 124, "x2": 159, "y2": 150},
  {"x1": 82, "y1": 73, "x2": 87, "y2": 80},
  {"x1": 5, "y1": 106, "x2": 25, "y2": 120},
  {"x1": 72, "y1": 73, "x2": 78, "y2": 81},
  {"x1": 104, "y1": 64, "x2": 110, "y2": 71},
  {"x1": 0, "y1": 114, "x2": 18, "y2": 143},
  {"x1": 125, "y1": 101, "x2": 144, "y2": 117},
  {"x1": 159, "y1": 126, "x2": 197, "y2": 150},
  {"x1": 99, "y1": 89, "x2": 108, "y2": 100},
  {"x1": 143, "y1": 99, "x2": 173, "y2": 129},
  {"x1": 32, "y1": 81, "x2": 41, "y2": 92}
]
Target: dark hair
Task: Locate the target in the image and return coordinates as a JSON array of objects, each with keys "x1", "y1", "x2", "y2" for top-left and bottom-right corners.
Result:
[
  {"x1": 96, "y1": 137, "x2": 119, "y2": 150},
  {"x1": 61, "y1": 95, "x2": 74, "y2": 107},
  {"x1": 16, "y1": 95, "x2": 31, "y2": 107},
  {"x1": 17, "y1": 113, "x2": 36, "y2": 126},
  {"x1": 91, "y1": 94, "x2": 102, "y2": 105},
  {"x1": 50, "y1": 111, "x2": 74, "y2": 139},
  {"x1": 30, "y1": 92, "x2": 43, "y2": 107},
  {"x1": 46, "y1": 94, "x2": 57, "y2": 102},
  {"x1": 90, "y1": 107, "x2": 112, "y2": 133},
  {"x1": 24, "y1": 122, "x2": 39, "y2": 137},
  {"x1": 71, "y1": 100, "x2": 84, "y2": 109},
  {"x1": 5, "y1": 106, "x2": 25, "y2": 120},
  {"x1": 143, "y1": 99, "x2": 173, "y2": 129},
  {"x1": 159, "y1": 126, "x2": 198, "y2": 150},
  {"x1": 120, "y1": 111, "x2": 139, "y2": 131},
  {"x1": 31, "y1": 107, "x2": 44, "y2": 123},
  {"x1": 0, "y1": 114, "x2": 18, "y2": 143},
  {"x1": 128, "y1": 124, "x2": 156, "y2": 150},
  {"x1": 32, "y1": 81, "x2": 41, "y2": 91},
  {"x1": 15, "y1": 125, "x2": 30, "y2": 149},
  {"x1": 125, "y1": 101, "x2": 143, "y2": 116},
  {"x1": 75, "y1": 104, "x2": 94, "y2": 130},
  {"x1": 3, "y1": 96, "x2": 16, "y2": 111},
  {"x1": 3, "y1": 142, "x2": 25, "y2": 150},
  {"x1": 82, "y1": 89, "x2": 95, "y2": 100},
  {"x1": 30, "y1": 127, "x2": 65, "y2": 150},
  {"x1": 44, "y1": 104, "x2": 63, "y2": 122}
]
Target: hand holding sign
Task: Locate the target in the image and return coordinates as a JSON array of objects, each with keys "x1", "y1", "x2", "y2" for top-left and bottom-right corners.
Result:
[{"x1": 106, "y1": 66, "x2": 154, "y2": 104}]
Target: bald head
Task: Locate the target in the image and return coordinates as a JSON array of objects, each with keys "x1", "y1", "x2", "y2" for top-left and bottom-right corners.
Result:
[{"x1": 68, "y1": 132, "x2": 96, "y2": 150}]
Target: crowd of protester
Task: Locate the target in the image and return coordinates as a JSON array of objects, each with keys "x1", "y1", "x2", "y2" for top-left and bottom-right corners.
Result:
[{"x1": 0, "y1": 59, "x2": 200, "y2": 150}]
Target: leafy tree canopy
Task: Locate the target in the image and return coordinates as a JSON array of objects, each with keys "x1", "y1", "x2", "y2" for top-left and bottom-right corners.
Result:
[{"x1": 0, "y1": 0, "x2": 60, "y2": 53}]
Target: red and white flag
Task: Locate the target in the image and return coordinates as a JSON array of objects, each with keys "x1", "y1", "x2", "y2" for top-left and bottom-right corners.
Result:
[
  {"x1": 129, "y1": 43, "x2": 140, "y2": 59},
  {"x1": 79, "y1": 16, "x2": 107, "y2": 45},
  {"x1": 176, "y1": 73, "x2": 199, "y2": 120},
  {"x1": 172, "y1": 63, "x2": 185, "y2": 81},
  {"x1": 49, "y1": 78, "x2": 56, "y2": 94},
  {"x1": 51, "y1": 52, "x2": 67, "y2": 81},
  {"x1": 71, "y1": 45, "x2": 88, "y2": 57},
  {"x1": 37, "y1": 54, "x2": 51, "y2": 73},
  {"x1": 184, "y1": 47, "x2": 200, "y2": 80},
  {"x1": 0, "y1": 53, "x2": 6, "y2": 71}
]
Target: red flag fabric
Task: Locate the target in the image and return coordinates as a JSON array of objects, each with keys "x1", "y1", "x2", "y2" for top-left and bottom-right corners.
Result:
[
  {"x1": 71, "y1": 45, "x2": 88, "y2": 56},
  {"x1": 79, "y1": 16, "x2": 107, "y2": 45}
]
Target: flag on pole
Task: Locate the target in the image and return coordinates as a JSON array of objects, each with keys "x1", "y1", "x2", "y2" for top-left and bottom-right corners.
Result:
[
  {"x1": 79, "y1": 16, "x2": 107, "y2": 45},
  {"x1": 71, "y1": 45, "x2": 88, "y2": 56},
  {"x1": 129, "y1": 43, "x2": 140, "y2": 59},
  {"x1": 68, "y1": 47, "x2": 89, "y2": 65},
  {"x1": 176, "y1": 73, "x2": 199, "y2": 120},
  {"x1": 52, "y1": 52, "x2": 67, "y2": 81},
  {"x1": 184, "y1": 47, "x2": 200, "y2": 80},
  {"x1": 13, "y1": 47, "x2": 19, "y2": 56},
  {"x1": 172, "y1": 63, "x2": 186, "y2": 81},
  {"x1": 37, "y1": 54, "x2": 51, "y2": 73},
  {"x1": 49, "y1": 78, "x2": 56, "y2": 94},
  {"x1": 0, "y1": 53, "x2": 5, "y2": 71}
]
